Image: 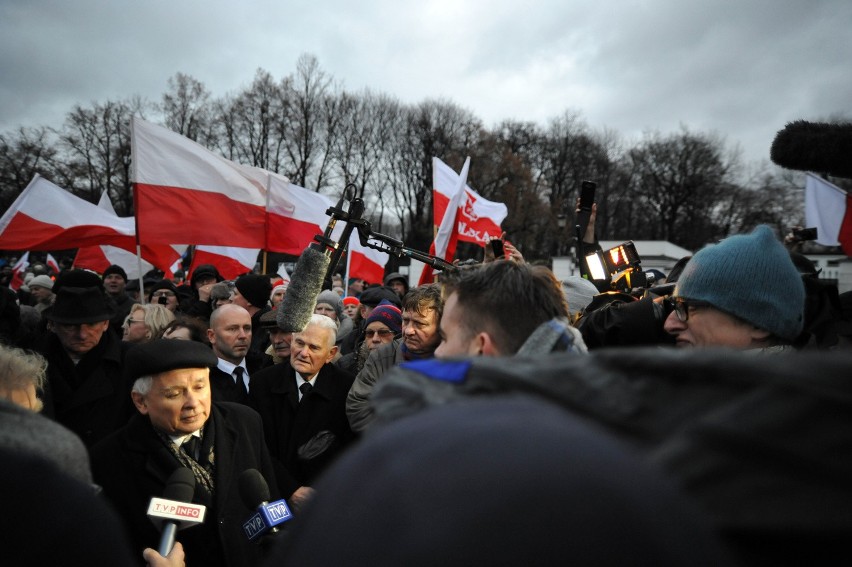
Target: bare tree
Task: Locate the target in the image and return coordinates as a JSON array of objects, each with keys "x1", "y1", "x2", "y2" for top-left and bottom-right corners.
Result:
[
  {"x1": 55, "y1": 98, "x2": 148, "y2": 214},
  {"x1": 0, "y1": 126, "x2": 60, "y2": 213},
  {"x1": 161, "y1": 73, "x2": 212, "y2": 142}
]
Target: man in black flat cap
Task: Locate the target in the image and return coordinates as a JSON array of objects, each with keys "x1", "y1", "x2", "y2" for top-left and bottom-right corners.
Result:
[
  {"x1": 90, "y1": 339, "x2": 280, "y2": 567},
  {"x1": 36, "y1": 269, "x2": 133, "y2": 447}
]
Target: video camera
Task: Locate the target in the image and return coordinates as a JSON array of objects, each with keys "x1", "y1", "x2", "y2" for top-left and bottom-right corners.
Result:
[{"x1": 584, "y1": 241, "x2": 648, "y2": 292}]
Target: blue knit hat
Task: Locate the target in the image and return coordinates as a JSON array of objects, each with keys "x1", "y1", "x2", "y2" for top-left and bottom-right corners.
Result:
[{"x1": 674, "y1": 225, "x2": 805, "y2": 341}]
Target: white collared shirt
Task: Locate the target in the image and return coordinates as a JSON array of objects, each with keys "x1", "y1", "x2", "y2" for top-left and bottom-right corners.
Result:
[
  {"x1": 217, "y1": 358, "x2": 250, "y2": 392},
  {"x1": 296, "y1": 373, "x2": 319, "y2": 402}
]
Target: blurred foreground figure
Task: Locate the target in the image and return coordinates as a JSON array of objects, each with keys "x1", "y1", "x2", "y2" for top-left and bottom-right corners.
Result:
[{"x1": 265, "y1": 396, "x2": 734, "y2": 567}]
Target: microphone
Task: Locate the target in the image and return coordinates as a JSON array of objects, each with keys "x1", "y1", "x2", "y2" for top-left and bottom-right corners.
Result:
[
  {"x1": 770, "y1": 120, "x2": 852, "y2": 178},
  {"x1": 276, "y1": 245, "x2": 330, "y2": 333},
  {"x1": 147, "y1": 467, "x2": 206, "y2": 556},
  {"x1": 239, "y1": 469, "x2": 293, "y2": 542}
]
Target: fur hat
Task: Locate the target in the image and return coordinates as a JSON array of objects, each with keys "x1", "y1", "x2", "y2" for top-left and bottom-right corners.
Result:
[
  {"x1": 365, "y1": 301, "x2": 402, "y2": 335},
  {"x1": 102, "y1": 265, "x2": 127, "y2": 282},
  {"x1": 235, "y1": 274, "x2": 272, "y2": 309},
  {"x1": 674, "y1": 225, "x2": 805, "y2": 340},
  {"x1": 44, "y1": 286, "x2": 116, "y2": 324}
]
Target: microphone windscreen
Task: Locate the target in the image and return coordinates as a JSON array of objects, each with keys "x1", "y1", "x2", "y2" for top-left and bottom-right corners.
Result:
[
  {"x1": 163, "y1": 467, "x2": 195, "y2": 503},
  {"x1": 771, "y1": 120, "x2": 852, "y2": 178},
  {"x1": 239, "y1": 469, "x2": 271, "y2": 509},
  {"x1": 277, "y1": 246, "x2": 330, "y2": 333}
]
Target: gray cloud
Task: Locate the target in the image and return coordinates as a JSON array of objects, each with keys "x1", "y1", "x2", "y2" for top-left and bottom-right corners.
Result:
[{"x1": 1, "y1": 0, "x2": 849, "y2": 166}]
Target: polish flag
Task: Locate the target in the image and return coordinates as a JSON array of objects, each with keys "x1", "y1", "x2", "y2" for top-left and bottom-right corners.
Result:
[
  {"x1": 9, "y1": 252, "x2": 30, "y2": 291},
  {"x1": 432, "y1": 157, "x2": 507, "y2": 245},
  {"x1": 131, "y1": 117, "x2": 267, "y2": 248},
  {"x1": 267, "y1": 179, "x2": 388, "y2": 282},
  {"x1": 805, "y1": 173, "x2": 852, "y2": 253},
  {"x1": 419, "y1": 157, "x2": 471, "y2": 286},
  {"x1": 0, "y1": 175, "x2": 136, "y2": 250},
  {"x1": 188, "y1": 246, "x2": 260, "y2": 281},
  {"x1": 72, "y1": 190, "x2": 182, "y2": 278},
  {"x1": 347, "y1": 233, "x2": 388, "y2": 284},
  {"x1": 266, "y1": 176, "x2": 332, "y2": 254},
  {"x1": 45, "y1": 253, "x2": 60, "y2": 275}
]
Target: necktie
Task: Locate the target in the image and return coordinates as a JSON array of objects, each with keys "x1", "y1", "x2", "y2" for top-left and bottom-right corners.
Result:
[
  {"x1": 234, "y1": 367, "x2": 248, "y2": 396},
  {"x1": 299, "y1": 381, "x2": 312, "y2": 401},
  {"x1": 182, "y1": 435, "x2": 200, "y2": 460}
]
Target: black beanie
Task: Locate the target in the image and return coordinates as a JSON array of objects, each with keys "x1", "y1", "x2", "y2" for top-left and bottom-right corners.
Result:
[
  {"x1": 102, "y1": 264, "x2": 128, "y2": 282},
  {"x1": 236, "y1": 274, "x2": 272, "y2": 309}
]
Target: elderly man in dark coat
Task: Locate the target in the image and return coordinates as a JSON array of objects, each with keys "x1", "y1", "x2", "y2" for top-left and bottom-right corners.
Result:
[
  {"x1": 90, "y1": 339, "x2": 280, "y2": 567},
  {"x1": 37, "y1": 269, "x2": 132, "y2": 447},
  {"x1": 250, "y1": 314, "x2": 355, "y2": 510}
]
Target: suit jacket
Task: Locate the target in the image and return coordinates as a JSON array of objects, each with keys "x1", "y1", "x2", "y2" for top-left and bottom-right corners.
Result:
[
  {"x1": 38, "y1": 331, "x2": 134, "y2": 447},
  {"x1": 90, "y1": 403, "x2": 279, "y2": 567},
  {"x1": 250, "y1": 361, "x2": 355, "y2": 494},
  {"x1": 209, "y1": 365, "x2": 253, "y2": 407}
]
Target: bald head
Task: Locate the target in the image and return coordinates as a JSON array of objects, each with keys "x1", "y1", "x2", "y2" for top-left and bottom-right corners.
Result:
[{"x1": 207, "y1": 304, "x2": 252, "y2": 364}]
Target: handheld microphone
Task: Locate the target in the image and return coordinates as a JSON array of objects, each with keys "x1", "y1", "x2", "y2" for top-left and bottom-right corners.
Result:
[
  {"x1": 147, "y1": 467, "x2": 206, "y2": 556},
  {"x1": 239, "y1": 469, "x2": 293, "y2": 542}
]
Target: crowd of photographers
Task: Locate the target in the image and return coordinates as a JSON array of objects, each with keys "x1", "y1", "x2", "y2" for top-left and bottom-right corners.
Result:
[{"x1": 1, "y1": 195, "x2": 851, "y2": 566}]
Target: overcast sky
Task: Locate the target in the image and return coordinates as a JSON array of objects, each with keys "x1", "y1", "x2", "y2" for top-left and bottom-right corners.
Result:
[{"x1": 1, "y1": 0, "x2": 849, "y2": 168}]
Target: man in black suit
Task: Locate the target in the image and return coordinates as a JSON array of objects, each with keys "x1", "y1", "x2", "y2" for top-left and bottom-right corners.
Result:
[
  {"x1": 90, "y1": 339, "x2": 280, "y2": 567},
  {"x1": 250, "y1": 313, "x2": 355, "y2": 510},
  {"x1": 207, "y1": 304, "x2": 254, "y2": 405}
]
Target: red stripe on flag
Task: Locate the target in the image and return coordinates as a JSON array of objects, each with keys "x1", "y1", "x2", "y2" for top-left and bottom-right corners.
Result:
[
  {"x1": 73, "y1": 247, "x2": 112, "y2": 274},
  {"x1": 266, "y1": 213, "x2": 324, "y2": 255},
  {"x1": 135, "y1": 183, "x2": 266, "y2": 248},
  {"x1": 840, "y1": 193, "x2": 852, "y2": 255},
  {"x1": 349, "y1": 250, "x2": 385, "y2": 285},
  {"x1": 0, "y1": 213, "x2": 135, "y2": 250}
]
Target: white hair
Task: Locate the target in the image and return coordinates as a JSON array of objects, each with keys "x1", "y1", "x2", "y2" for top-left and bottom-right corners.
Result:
[
  {"x1": 305, "y1": 313, "x2": 338, "y2": 347},
  {"x1": 132, "y1": 376, "x2": 153, "y2": 395}
]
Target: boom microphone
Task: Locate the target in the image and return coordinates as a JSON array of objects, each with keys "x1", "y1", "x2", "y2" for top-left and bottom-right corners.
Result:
[
  {"x1": 770, "y1": 120, "x2": 852, "y2": 178},
  {"x1": 277, "y1": 245, "x2": 330, "y2": 333},
  {"x1": 147, "y1": 467, "x2": 206, "y2": 556},
  {"x1": 239, "y1": 469, "x2": 293, "y2": 542}
]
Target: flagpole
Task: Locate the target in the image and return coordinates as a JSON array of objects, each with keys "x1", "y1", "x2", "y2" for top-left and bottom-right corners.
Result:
[{"x1": 344, "y1": 242, "x2": 352, "y2": 297}]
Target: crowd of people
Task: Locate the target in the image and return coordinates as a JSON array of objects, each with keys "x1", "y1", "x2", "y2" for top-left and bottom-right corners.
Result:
[{"x1": 1, "y1": 216, "x2": 851, "y2": 566}]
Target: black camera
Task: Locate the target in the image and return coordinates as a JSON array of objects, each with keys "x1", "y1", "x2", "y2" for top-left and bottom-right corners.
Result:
[
  {"x1": 793, "y1": 227, "x2": 818, "y2": 241},
  {"x1": 158, "y1": 295, "x2": 168, "y2": 305}
]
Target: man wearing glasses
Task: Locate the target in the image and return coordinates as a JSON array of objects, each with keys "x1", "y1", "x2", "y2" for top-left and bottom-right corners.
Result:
[{"x1": 663, "y1": 225, "x2": 805, "y2": 351}]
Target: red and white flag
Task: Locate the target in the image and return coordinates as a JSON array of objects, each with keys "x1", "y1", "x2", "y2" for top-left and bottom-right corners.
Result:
[
  {"x1": 131, "y1": 117, "x2": 268, "y2": 248},
  {"x1": 805, "y1": 173, "x2": 852, "y2": 253},
  {"x1": 45, "y1": 253, "x2": 60, "y2": 275},
  {"x1": 73, "y1": 190, "x2": 182, "y2": 278},
  {"x1": 267, "y1": 179, "x2": 388, "y2": 282},
  {"x1": 347, "y1": 233, "x2": 387, "y2": 285},
  {"x1": 9, "y1": 252, "x2": 30, "y2": 291},
  {"x1": 0, "y1": 174, "x2": 136, "y2": 251},
  {"x1": 266, "y1": 176, "x2": 331, "y2": 254},
  {"x1": 432, "y1": 157, "x2": 507, "y2": 245},
  {"x1": 189, "y1": 246, "x2": 260, "y2": 281},
  {"x1": 419, "y1": 157, "x2": 471, "y2": 286}
]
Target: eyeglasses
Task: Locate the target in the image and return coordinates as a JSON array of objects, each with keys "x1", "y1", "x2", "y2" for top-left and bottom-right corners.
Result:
[
  {"x1": 668, "y1": 298, "x2": 712, "y2": 322},
  {"x1": 151, "y1": 291, "x2": 175, "y2": 298},
  {"x1": 365, "y1": 329, "x2": 394, "y2": 338},
  {"x1": 123, "y1": 318, "x2": 145, "y2": 328}
]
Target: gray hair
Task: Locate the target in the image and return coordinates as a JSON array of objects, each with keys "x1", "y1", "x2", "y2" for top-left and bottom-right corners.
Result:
[
  {"x1": 303, "y1": 313, "x2": 338, "y2": 348},
  {"x1": 132, "y1": 375, "x2": 153, "y2": 396},
  {"x1": 0, "y1": 344, "x2": 47, "y2": 391}
]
